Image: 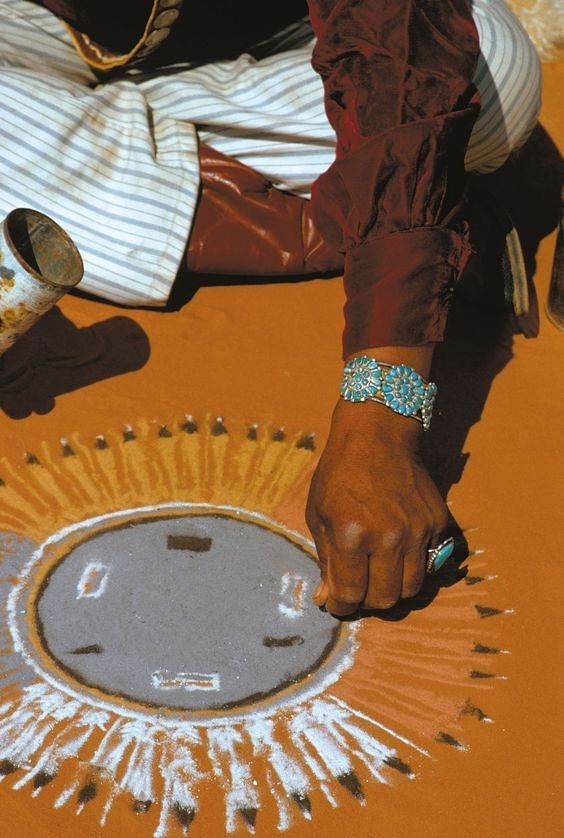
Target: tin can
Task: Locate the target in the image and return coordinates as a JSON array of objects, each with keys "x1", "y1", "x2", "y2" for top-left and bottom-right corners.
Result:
[{"x1": 0, "y1": 208, "x2": 83, "y2": 356}]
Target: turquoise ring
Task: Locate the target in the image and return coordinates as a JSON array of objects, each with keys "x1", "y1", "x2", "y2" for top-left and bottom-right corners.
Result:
[{"x1": 426, "y1": 537, "x2": 454, "y2": 573}]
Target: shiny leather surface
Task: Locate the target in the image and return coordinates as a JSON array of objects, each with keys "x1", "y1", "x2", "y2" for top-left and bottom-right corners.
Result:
[{"x1": 186, "y1": 144, "x2": 343, "y2": 276}]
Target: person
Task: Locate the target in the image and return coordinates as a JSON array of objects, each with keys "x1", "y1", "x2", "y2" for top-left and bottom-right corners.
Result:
[{"x1": 0, "y1": 0, "x2": 541, "y2": 614}]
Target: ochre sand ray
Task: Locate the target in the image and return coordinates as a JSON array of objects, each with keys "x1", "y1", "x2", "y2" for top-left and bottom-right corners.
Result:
[
  {"x1": 0, "y1": 414, "x2": 510, "y2": 836},
  {"x1": 0, "y1": 416, "x2": 317, "y2": 542}
]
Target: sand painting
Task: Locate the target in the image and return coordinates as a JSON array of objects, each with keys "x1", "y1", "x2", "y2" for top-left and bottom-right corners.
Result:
[{"x1": 0, "y1": 416, "x2": 512, "y2": 835}]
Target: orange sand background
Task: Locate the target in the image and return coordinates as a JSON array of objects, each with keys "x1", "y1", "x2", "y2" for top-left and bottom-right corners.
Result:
[{"x1": 0, "y1": 65, "x2": 562, "y2": 837}]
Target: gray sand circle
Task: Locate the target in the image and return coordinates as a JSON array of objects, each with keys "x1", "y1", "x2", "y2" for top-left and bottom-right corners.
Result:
[{"x1": 35, "y1": 513, "x2": 341, "y2": 710}]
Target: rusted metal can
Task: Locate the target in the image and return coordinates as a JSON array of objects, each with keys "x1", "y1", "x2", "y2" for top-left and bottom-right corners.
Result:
[{"x1": 0, "y1": 208, "x2": 83, "y2": 356}]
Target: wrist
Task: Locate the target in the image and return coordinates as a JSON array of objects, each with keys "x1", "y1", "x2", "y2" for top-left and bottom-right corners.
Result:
[
  {"x1": 340, "y1": 353, "x2": 437, "y2": 431},
  {"x1": 333, "y1": 397, "x2": 423, "y2": 443},
  {"x1": 330, "y1": 400, "x2": 423, "y2": 461}
]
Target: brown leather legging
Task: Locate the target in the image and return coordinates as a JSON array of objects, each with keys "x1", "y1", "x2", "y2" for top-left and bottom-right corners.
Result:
[{"x1": 185, "y1": 144, "x2": 343, "y2": 277}]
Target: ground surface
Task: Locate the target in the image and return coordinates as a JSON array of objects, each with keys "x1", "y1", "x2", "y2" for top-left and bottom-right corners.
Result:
[{"x1": 0, "y1": 64, "x2": 561, "y2": 838}]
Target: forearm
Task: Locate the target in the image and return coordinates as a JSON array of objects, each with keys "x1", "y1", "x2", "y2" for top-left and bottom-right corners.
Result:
[{"x1": 306, "y1": 0, "x2": 481, "y2": 352}]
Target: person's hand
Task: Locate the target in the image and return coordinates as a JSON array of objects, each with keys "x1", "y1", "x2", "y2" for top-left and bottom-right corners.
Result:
[{"x1": 305, "y1": 398, "x2": 448, "y2": 616}]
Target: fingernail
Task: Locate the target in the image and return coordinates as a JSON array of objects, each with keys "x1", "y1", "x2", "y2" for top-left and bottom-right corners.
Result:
[{"x1": 312, "y1": 581, "x2": 326, "y2": 604}]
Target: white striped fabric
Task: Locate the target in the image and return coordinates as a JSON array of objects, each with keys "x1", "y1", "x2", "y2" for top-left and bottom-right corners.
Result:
[
  {"x1": 0, "y1": 0, "x2": 541, "y2": 306},
  {"x1": 0, "y1": 0, "x2": 200, "y2": 305},
  {"x1": 467, "y1": 0, "x2": 542, "y2": 173}
]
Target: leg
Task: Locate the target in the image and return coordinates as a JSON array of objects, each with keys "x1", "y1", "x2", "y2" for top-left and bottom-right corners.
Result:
[
  {"x1": 138, "y1": 27, "x2": 343, "y2": 275},
  {"x1": 466, "y1": 0, "x2": 542, "y2": 174},
  {"x1": 457, "y1": 1, "x2": 544, "y2": 314},
  {"x1": 0, "y1": 0, "x2": 200, "y2": 306},
  {"x1": 139, "y1": 28, "x2": 335, "y2": 198}
]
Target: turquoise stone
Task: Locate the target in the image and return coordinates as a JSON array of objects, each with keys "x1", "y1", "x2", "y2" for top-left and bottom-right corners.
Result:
[
  {"x1": 431, "y1": 539, "x2": 454, "y2": 571},
  {"x1": 342, "y1": 357, "x2": 437, "y2": 431}
]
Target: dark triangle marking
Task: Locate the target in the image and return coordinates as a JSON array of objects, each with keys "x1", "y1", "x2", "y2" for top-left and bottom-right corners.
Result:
[
  {"x1": 384, "y1": 755, "x2": 413, "y2": 777},
  {"x1": 211, "y1": 418, "x2": 228, "y2": 436},
  {"x1": 180, "y1": 416, "x2": 198, "y2": 434},
  {"x1": 33, "y1": 771, "x2": 55, "y2": 789},
  {"x1": 337, "y1": 770, "x2": 366, "y2": 800},
  {"x1": 472, "y1": 642, "x2": 501, "y2": 654},
  {"x1": 461, "y1": 700, "x2": 490, "y2": 722},
  {"x1": 173, "y1": 803, "x2": 196, "y2": 828},
  {"x1": 296, "y1": 433, "x2": 315, "y2": 451},
  {"x1": 0, "y1": 760, "x2": 18, "y2": 775},
  {"x1": 78, "y1": 781, "x2": 97, "y2": 805},
  {"x1": 291, "y1": 792, "x2": 312, "y2": 815},
  {"x1": 465, "y1": 575, "x2": 487, "y2": 586},
  {"x1": 436, "y1": 731, "x2": 466, "y2": 749},
  {"x1": 132, "y1": 799, "x2": 152, "y2": 813},
  {"x1": 61, "y1": 440, "x2": 75, "y2": 457},
  {"x1": 475, "y1": 604, "x2": 507, "y2": 618},
  {"x1": 238, "y1": 807, "x2": 258, "y2": 829}
]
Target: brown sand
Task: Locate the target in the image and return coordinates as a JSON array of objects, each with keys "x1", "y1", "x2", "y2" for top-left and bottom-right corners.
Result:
[{"x1": 0, "y1": 64, "x2": 561, "y2": 838}]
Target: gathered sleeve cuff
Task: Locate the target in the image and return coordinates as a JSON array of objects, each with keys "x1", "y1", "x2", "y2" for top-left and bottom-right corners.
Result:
[{"x1": 342, "y1": 226, "x2": 472, "y2": 356}]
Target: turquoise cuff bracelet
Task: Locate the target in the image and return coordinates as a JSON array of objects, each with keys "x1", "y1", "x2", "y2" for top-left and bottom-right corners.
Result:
[{"x1": 340, "y1": 355, "x2": 438, "y2": 431}]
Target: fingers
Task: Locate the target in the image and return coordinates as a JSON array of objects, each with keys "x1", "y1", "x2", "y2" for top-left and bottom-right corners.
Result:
[
  {"x1": 400, "y1": 543, "x2": 427, "y2": 599},
  {"x1": 311, "y1": 530, "x2": 329, "y2": 606},
  {"x1": 311, "y1": 519, "x2": 421, "y2": 614},
  {"x1": 363, "y1": 528, "x2": 404, "y2": 609},
  {"x1": 396, "y1": 514, "x2": 447, "y2": 600},
  {"x1": 305, "y1": 426, "x2": 451, "y2": 617},
  {"x1": 311, "y1": 518, "x2": 439, "y2": 614},
  {"x1": 399, "y1": 487, "x2": 450, "y2": 597},
  {"x1": 325, "y1": 550, "x2": 369, "y2": 616},
  {"x1": 311, "y1": 524, "x2": 369, "y2": 616},
  {"x1": 312, "y1": 578, "x2": 329, "y2": 606}
]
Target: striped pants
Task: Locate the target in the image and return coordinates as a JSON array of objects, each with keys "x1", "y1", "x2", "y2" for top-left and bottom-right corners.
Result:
[{"x1": 0, "y1": 0, "x2": 541, "y2": 306}]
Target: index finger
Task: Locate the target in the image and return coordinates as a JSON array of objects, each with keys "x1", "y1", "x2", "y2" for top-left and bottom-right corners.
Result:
[{"x1": 322, "y1": 525, "x2": 370, "y2": 616}]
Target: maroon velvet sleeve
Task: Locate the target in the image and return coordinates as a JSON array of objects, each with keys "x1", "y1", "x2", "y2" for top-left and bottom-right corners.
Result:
[{"x1": 306, "y1": 0, "x2": 481, "y2": 357}]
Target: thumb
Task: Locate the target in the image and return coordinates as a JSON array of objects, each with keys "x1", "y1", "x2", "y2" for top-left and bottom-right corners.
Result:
[{"x1": 311, "y1": 530, "x2": 330, "y2": 605}]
